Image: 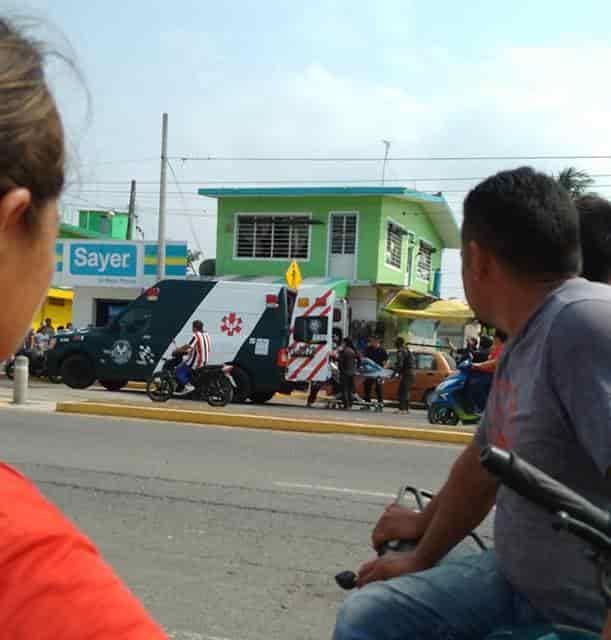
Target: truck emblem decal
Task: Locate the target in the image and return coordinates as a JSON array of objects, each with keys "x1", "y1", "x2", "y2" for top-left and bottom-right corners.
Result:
[
  {"x1": 136, "y1": 344, "x2": 156, "y2": 366},
  {"x1": 110, "y1": 340, "x2": 132, "y2": 365},
  {"x1": 220, "y1": 312, "x2": 243, "y2": 336}
]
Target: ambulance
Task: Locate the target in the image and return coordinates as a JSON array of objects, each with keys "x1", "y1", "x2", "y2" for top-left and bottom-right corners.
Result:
[{"x1": 47, "y1": 278, "x2": 347, "y2": 403}]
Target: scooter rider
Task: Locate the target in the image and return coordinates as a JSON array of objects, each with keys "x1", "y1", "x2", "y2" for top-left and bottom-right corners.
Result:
[
  {"x1": 175, "y1": 319, "x2": 211, "y2": 391},
  {"x1": 333, "y1": 168, "x2": 611, "y2": 639}
]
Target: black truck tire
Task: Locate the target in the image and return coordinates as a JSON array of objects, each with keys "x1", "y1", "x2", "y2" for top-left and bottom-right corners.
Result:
[
  {"x1": 99, "y1": 379, "x2": 128, "y2": 392},
  {"x1": 230, "y1": 366, "x2": 252, "y2": 403},
  {"x1": 249, "y1": 391, "x2": 275, "y2": 404},
  {"x1": 60, "y1": 354, "x2": 96, "y2": 389}
]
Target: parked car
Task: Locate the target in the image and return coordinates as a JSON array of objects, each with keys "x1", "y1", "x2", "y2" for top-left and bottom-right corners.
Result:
[{"x1": 353, "y1": 348, "x2": 456, "y2": 407}]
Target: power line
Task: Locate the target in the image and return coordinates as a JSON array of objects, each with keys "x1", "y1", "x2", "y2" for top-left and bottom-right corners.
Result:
[
  {"x1": 167, "y1": 160, "x2": 202, "y2": 252},
  {"x1": 72, "y1": 173, "x2": 611, "y2": 186},
  {"x1": 170, "y1": 153, "x2": 611, "y2": 163}
]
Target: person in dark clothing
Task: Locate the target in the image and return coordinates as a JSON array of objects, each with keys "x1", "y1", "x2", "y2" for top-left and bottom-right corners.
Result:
[
  {"x1": 338, "y1": 338, "x2": 358, "y2": 410},
  {"x1": 394, "y1": 337, "x2": 414, "y2": 414},
  {"x1": 472, "y1": 334, "x2": 492, "y2": 363},
  {"x1": 363, "y1": 336, "x2": 388, "y2": 405}
]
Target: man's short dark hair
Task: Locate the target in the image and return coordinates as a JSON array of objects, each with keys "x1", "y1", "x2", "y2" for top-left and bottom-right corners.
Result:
[
  {"x1": 575, "y1": 195, "x2": 611, "y2": 283},
  {"x1": 193, "y1": 320, "x2": 204, "y2": 332},
  {"x1": 462, "y1": 167, "x2": 581, "y2": 277}
]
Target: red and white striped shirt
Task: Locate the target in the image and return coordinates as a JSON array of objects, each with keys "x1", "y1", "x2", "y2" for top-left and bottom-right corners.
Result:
[{"x1": 186, "y1": 331, "x2": 211, "y2": 369}]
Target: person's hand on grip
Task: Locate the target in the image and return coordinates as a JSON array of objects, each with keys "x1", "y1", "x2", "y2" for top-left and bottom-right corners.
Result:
[
  {"x1": 356, "y1": 550, "x2": 428, "y2": 588},
  {"x1": 371, "y1": 503, "x2": 425, "y2": 551}
]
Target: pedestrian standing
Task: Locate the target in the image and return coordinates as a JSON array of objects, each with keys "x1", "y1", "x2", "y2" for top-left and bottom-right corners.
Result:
[
  {"x1": 41, "y1": 317, "x2": 55, "y2": 337},
  {"x1": 362, "y1": 336, "x2": 388, "y2": 405},
  {"x1": 338, "y1": 337, "x2": 358, "y2": 410},
  {"x1": 394, "y1": 337, "x2": 414, "y2": 414}
]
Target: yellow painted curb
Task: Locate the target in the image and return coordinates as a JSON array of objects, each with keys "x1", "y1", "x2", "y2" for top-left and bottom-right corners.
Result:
[{"x1": 55, "y1": 401, "x2": 473, "y2": 445}]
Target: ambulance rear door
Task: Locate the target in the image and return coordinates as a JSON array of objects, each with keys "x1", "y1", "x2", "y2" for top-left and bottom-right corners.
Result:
[{"x1": 286, "y1": 286, "x2": 335, "y2": 384}]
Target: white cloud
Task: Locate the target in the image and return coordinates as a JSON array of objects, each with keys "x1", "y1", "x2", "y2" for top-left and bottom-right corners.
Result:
[{"x1": 63, "y1": 41, "x2": 611, "y2": 296}]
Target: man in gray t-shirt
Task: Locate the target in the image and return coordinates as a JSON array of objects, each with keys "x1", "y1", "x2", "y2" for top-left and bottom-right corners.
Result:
[
  {"x1": 477, "y1": 277, "x2": 611, "y2": 626},
  {"x1": 334, "y1": 168, "x2": 610, "y2": 640}
]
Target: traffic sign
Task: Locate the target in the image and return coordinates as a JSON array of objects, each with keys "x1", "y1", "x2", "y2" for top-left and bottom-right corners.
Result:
[{"x1": 285, "y1": 260, "x2": 302, "y2": 290}]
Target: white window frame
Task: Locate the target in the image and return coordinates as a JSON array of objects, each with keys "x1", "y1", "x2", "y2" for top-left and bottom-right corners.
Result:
[
  {"x1": 384, "y1": 218, "x2": 406, "y2": 272},
  {"x1": 326, "y1": 210, "x2": 359, "y2": 280},
  {"x1": 232, "y1": 212, "x2": 312, "y2": 261},
  {"x1": 416, "y1": 239, "x2": 434, "y2": 282},
  {"x1": 404, "y1": 231, "x2": 416, "y2": 288}
]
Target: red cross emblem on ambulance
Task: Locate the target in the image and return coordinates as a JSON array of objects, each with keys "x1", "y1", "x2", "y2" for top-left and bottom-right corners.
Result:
[{"x1": 221, "y1": 312, "x2": 243, "y2": 336}]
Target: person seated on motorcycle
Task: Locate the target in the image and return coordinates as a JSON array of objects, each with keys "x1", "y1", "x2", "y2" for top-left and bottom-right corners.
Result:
[
  {"x1": 472, "y1": 329, "x2": 508, "y2": 374},
  {"x1": 0, "y1": 17, "x2": 166, "y2": 638},
  {"x1": 174, "y1": 319, "x2": 211, "y2": 392},
  {"x1": 333, "y1": 167, "x2": 611, "y2": 639}
]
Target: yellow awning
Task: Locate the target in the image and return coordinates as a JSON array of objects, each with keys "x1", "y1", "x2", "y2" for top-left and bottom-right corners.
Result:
[
  {"x1": 384, "y1": 296, "x2": 475, "y2": 324},
  {"x1": 47, "y1": 287, "x2": 74, "y2": 301}
]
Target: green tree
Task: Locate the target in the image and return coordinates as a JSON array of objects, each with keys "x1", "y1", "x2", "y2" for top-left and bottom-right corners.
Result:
[
  {"x1": 556, "y1": 167, "x2": 595, "y2": 198},
  {"x1": 186, "y1": 249, "x2": 202, "y2": 275}
]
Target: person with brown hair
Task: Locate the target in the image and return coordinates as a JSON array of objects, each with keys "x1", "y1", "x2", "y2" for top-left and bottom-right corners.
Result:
[{"x1": 0, "y1": 18, "x2": 167, "y2": 639}]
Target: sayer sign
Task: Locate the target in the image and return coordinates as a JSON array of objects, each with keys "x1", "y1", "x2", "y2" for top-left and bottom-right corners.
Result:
[{"x1": 70, "y1": 243, "x2": 137, "y2": 277}]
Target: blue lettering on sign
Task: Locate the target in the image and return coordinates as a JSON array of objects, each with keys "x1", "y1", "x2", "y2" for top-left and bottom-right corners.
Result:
[{"x1": 70, "y1": 244, "x2": 137, "y2": 277}]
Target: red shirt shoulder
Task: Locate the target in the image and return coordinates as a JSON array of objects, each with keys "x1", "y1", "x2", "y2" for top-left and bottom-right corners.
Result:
[{"x1": 0, "y1": 463, "x2": 167, "y2": 639}]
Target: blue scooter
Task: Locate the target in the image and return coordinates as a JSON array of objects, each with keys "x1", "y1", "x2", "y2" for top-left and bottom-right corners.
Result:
[{"x1": 427, "y1": 358, "x2": 493, "y2": 426}]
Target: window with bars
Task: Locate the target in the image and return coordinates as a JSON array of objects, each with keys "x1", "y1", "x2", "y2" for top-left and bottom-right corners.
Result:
[
  {"x1": 235, "y1": 215, "x2": 310, "y2": 259},
  {"x1": 417, "y1": 242, "x2": 433, "y2": 281},
  {"x1": 385, "y1": 222, "x2": 404, "y2": 269},
  {"x1": 330, "y1": 214, "x2": 357, "y2": 255}
]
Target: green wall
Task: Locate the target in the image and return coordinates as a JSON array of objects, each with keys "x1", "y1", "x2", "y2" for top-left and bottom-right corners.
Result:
[
  {"x1": 78, "y1": 210, "x2": 129, "y2": 240},
  {"x1": 379, "y1": 197, "x2": 443, "y2": 294},
  {"x1": 216, "y1": 195, "x2": 383, "y2": 281},
  {"x1": 215, "y1": 194, "x2": 443, "y2": 292}
]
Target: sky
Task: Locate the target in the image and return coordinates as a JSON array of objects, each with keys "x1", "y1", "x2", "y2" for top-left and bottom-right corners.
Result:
[{"x1": 15, "y1": 0, "x2": 611, "y2": 298}]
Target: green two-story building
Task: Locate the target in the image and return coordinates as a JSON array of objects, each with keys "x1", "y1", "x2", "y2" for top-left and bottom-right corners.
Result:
[{"x1": 198, "y1": 186, "x2": 460, "y2": 343}]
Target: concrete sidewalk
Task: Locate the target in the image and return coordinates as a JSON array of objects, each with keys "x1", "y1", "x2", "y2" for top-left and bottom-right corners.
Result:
[{"x1": 0, "y1": 378, "x2": 475, "y2": 444}]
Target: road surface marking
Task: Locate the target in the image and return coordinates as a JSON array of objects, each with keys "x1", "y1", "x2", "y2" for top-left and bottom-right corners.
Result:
[
  {"x1": 167, "y1": 632, "x2": 233, "y2": 640},
  {"x1": 274, "y1": 481, "x2": 395, "y2": 498}
]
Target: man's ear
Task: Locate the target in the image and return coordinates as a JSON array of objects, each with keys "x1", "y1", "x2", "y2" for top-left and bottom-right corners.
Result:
[
  {"x1": 0, "y1": 188, "x2": 31, "y2": 233},
  {"x1": 466, "y1": 240, "x2": 493, "y2": 282}
]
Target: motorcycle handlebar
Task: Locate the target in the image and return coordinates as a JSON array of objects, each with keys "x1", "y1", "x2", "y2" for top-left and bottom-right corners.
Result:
[{"x1": 480, "y1": 446, "x2": 611, "y2": 542}]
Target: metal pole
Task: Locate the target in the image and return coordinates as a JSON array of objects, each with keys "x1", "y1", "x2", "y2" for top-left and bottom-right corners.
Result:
[
  {"x1": 13, "y1": 355, "x2": 28, "y2": 404},
  {"x1": 126, "y1": 179, "x2": 136, "y2": 240},
  {"x1": 157, "y1": 113, "x2": 169, "y2": 281},
  {"x1": 381, "y1": 139, "x2": 391, "y2": 185}
]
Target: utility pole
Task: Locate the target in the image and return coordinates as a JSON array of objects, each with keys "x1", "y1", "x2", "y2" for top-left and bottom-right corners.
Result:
[
  {"x1": 126, "y1": 179, "x2": 136, "y2": 240},
  {"x1": 157, "y1": 112, "x2": 168, "y2": 281},
  {"x1": 381, "y1": 139, "x2": 391, "y2": 185}
]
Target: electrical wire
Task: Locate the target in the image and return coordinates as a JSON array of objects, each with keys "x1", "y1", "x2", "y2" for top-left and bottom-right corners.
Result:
[{"x1": 170, "y1": 153, "x2": 611, "y2": 163}]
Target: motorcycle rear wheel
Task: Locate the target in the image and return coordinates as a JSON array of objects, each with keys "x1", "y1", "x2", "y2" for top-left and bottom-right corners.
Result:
[
  {"x1": 146, "y1": 373, "x2": 174, "y2": 402},
  {"x1": 206, "y1": 376, "x2": 234, "y2": 407},
  {"x1": 428, "y1": 405, "x2": 460, "y2": 426}
]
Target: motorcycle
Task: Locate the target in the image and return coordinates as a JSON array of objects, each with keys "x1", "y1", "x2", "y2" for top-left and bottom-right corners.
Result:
[
  {"x1": 335, "y1": 448, "x2": 609, "y2": 639},
  {"x1": 427, "y1": 358, "x2": 492, "y2": 426},
  {"x1": 146, "y1": 350, "x2": 236, "y2": 407}
]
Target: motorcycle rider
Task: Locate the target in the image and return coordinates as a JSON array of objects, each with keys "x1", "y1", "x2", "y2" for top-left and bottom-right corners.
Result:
[
  {"x1": 175, "y1": 319, "x2": 211, "y2": 391},
  {"x1": 333, "y1": 167, "x2": 611, "y2": 638}
]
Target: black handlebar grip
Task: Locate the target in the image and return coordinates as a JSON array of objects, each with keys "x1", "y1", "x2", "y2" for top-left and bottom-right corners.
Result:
[{"x1": 480, "y1": 446, "x2": 611, "y2": 537}]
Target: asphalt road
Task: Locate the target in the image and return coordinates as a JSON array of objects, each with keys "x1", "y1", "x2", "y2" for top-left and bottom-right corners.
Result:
[{"x1": 0, "y1": 406, "x2": 484, "y2": 639}]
